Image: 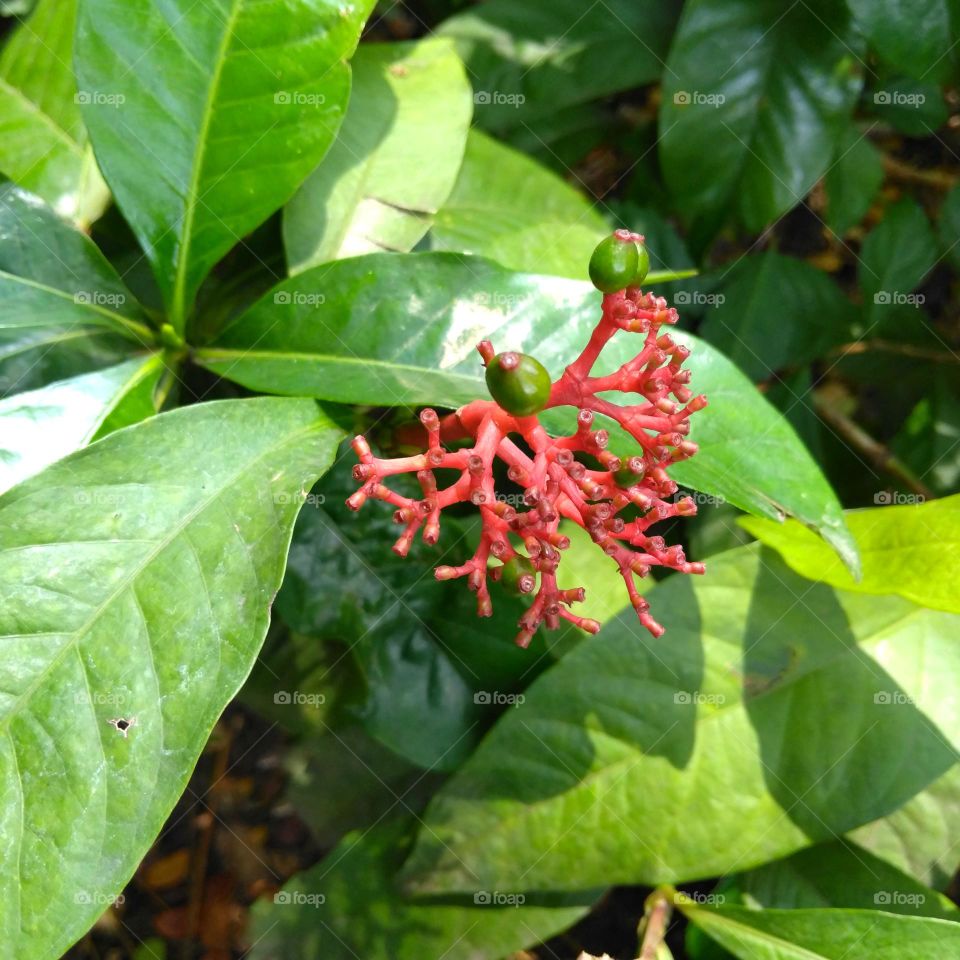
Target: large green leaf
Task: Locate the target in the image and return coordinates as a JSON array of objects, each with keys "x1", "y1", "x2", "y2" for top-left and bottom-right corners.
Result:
[
  {"x1": 0, "y1": 397, "x2": 342, "y2": 957},
  {"x1": 249, "y1": 818, "x2": 594, "y2": 960},
  {"x1": 429, "y1": 129, "x2": 608, "y2": 279},
  {"x1": 0, "y1": 183, "x2": 154, "y2": 394},
  {"x1": 739, "y1": 495, "x2": 960, "y2": 614},
  {"x1": 731, "y1": 840, "x2": 959, "y2": 918},
  {"x1": 679, "y1": 902, "x2": 960, "y2": 960},
  {"x1": 400, "y1": 544, "x2": 958, "y2": 894},
  {"x1": 284, "y1": 38, "x2": 471, "y2": 273},
  {"x1": 659, "y1": 0, "x2": 863, "y2": 238},
  {"x1": 851, "y1": 764, "x2": 960, "y2": 890},
  {"x1": 0, "y1": 355, "x2": 162, "y2": 493},
  {"x1": 74, "y1": 0, "x2": 374, "y2": 329},
  {"x1": 438, "y1": 0, "x2": 681, "y2": 133},
  {"x1": 197, "y1": 252, "x2": 855, "y2": 564},
  {"x1": 848, "y1": 0, "x2": 960, "y2": 84},
  {"x1": 0, "y1": 0, "x2": 108, "y2": 224},
  {"x1": 698, "y1": 253, "x2": 858, "y2": 381}
]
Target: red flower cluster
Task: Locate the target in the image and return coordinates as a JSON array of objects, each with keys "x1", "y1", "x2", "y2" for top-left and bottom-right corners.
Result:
[{"x1": 347, "y1": 282, "x2": 707, "y2": 646}]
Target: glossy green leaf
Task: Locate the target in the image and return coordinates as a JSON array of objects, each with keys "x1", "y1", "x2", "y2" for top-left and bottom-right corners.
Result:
[
  {"x1": 732, "y1": 840, "x2": 958, "y2": 918},
  {"x1": 401, "y1": 544, "x2": 958, "y2": 894},
  {"x1": 851, "y1": 764, "x2": 960, "y2": 890},
  {"x1": 284, "y1": 38, "x2": 472, "y2": 273},
  {"x1": 679, "y1": 902, "x2": 960, "y2": 960},
  {"x1": 938, "y1": 183, "x2": 960, "y2": 272},
  {"x1": 438, "y1": 0, "x2": 681, "y2": 133},
  {"x1": 249, "y1": 818, "x2": 594, "y2": 960},
  {"x1": 848, "y1": 0, "x2": 960, "y2": 84},
  {"x1": 859, "y1": 199, "x2": 938, "y2": 328},
  {"x1": 739, "y1": 495, "x2": 960, "y2": 614},
  {"x1": 0, "y1": 0, "x2": 108, "y2": 224},
  {"x1": 0, "y1": 355, "x2": 162, "y2": 493},
  {"x1": 74, "y1": 0, "x2": 375, "y2": 329},
  {"x1": 0, "y1": 397, "x2": 342, "y2": 957},
  {"x1": 824, "y1": 127, "x2": 884, "y2": 235},
  {"x1": 0, "y1": 184, "x2": 154, "y2": 370},
  {"x1": 660, "y1": 0, "x2": 863, "y2": 237},
  {"x1": 430, "y1": 129, "x2": 608, "y2": 279},
  {"x1": 699, "y1": 253, "x2": 858, "y2": 381},
  {"x1": 197, "y1": 252, "x2": 855, "y2": 564}
]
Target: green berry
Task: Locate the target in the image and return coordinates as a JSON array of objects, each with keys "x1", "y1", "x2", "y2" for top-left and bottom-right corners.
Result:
[
  {"x1": 500, "y1": 555, "x2": 536, "y2": 595},
  {"x1": 614, "y1": 457, "x2": 646, "y2": 488},
  {"x1": 485, "y1": 352, "x2": 551, "y2": 416},
  {"x1": 589, "y1": 234, "x2": 639, "y2": 293},
  {"x1": 632, "y1": 242, "x2": 650, "y2": 286}
]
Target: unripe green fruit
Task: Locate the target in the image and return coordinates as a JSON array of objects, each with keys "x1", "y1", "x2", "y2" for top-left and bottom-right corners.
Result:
[
  {"x1": 485, "y1": 352, "x2": 552, "y2": 416},
  {"x1": 614, "y1": 457, "x2": 646, "y2": 488},
  {"x1": 500, "y1": 554, "x2": 536, "y2": 595},
  {"x1": 589, "y1": 232, "x2": 650, "y2": 292}
]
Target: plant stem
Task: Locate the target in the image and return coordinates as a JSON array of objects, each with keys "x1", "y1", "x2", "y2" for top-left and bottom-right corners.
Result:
[
  {"x1": 638, "y1": 888, "x2": 674, "y2": 960},
  {"x1": 830, "y1": 339, "x2": 960, "y2": 365},
  {"x1": 812, "y1": 391, "x2": 935, "y2": 499}
]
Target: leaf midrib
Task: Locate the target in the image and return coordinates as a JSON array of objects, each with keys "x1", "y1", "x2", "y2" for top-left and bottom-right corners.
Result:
[
  {"x1": 170, "y1": 0, "x2": 243, "y2": 328},
  {"x1": 0, "y1": 415, "x2": 322, "y2": 737}
]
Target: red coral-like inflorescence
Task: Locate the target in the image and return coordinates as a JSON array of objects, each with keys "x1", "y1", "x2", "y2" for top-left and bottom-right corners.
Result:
[{"x1": 347, "y1": 276, "x2": 707, "y2": 647}]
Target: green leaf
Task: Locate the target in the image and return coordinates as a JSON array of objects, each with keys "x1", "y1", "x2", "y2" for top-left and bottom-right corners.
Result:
[
  {"x1": 848, "y1": 0, "x2": 960, "y2": 84},
  {"x1": 851, "y1": 764, "x2": 960, "y2": 890},
  {"x1": 197, "y1": 252, "x2": 855, "y2": 565},
  {"x1": 660, "y1": 0, "x2": 863, "y2": 237},
  {"x1": 739, "y1": 495, "x2": 960, "y2": 615},
  {"x1": 0, "y1": 183, "x2": 154, "y2": 355},
  {"x1": 438, "y1": 0, "x2": 681, "y2": 134},
  {"x1": 0, "y1": 355, "x2": 162, "y2": 493},
  {"x1": 938, "y1": 183, "x2": 960, "y2": 272},
  {"x1": 249, "y1": 818, "x2": 594, "y2": 960},
  {"x1": 859, "y1": 199, "x2": 938, "y2": 327},
  {"x1": 678, "y1": 902, "x2": 960, "y2": 960},
  {"x1": 284, "y1": 38, "x2": 472, "y2": 273},
  {"x1": 823, "y1": 127, "x2": 884, "y2": 235},
  {"x1": 869, "y1": 77, "x2": 949, "y2": 137},
  {"x1": 698, "y1": 253, "x2": 858, "y2": 381},
  {"x1": 733, "y1": 840, "x2": 959, "y2": 918},
  {"x1": 0, "y1": 397, "x2": 343, "y2": 957},
  {"x1": 400, "y1": 544, "x2": 958, "y2": 894},
  {"x1": 0, "y1": 0, "x2": 109, "y2": 224},
  {"x1": 892, "y1": 374, "x2": 960, "y2": 497},
  {"x1": 430, "y1": 129, "x2": 608, "y2": 278},
  {"x1": 74, "y1": 0, "x2": 374, "y2": 330}
]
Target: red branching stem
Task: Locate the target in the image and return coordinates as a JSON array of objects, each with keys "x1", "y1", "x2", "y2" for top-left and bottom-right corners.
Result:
[{"x1": 347, "y1": 284, "x2": 707, "y2": 645}]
